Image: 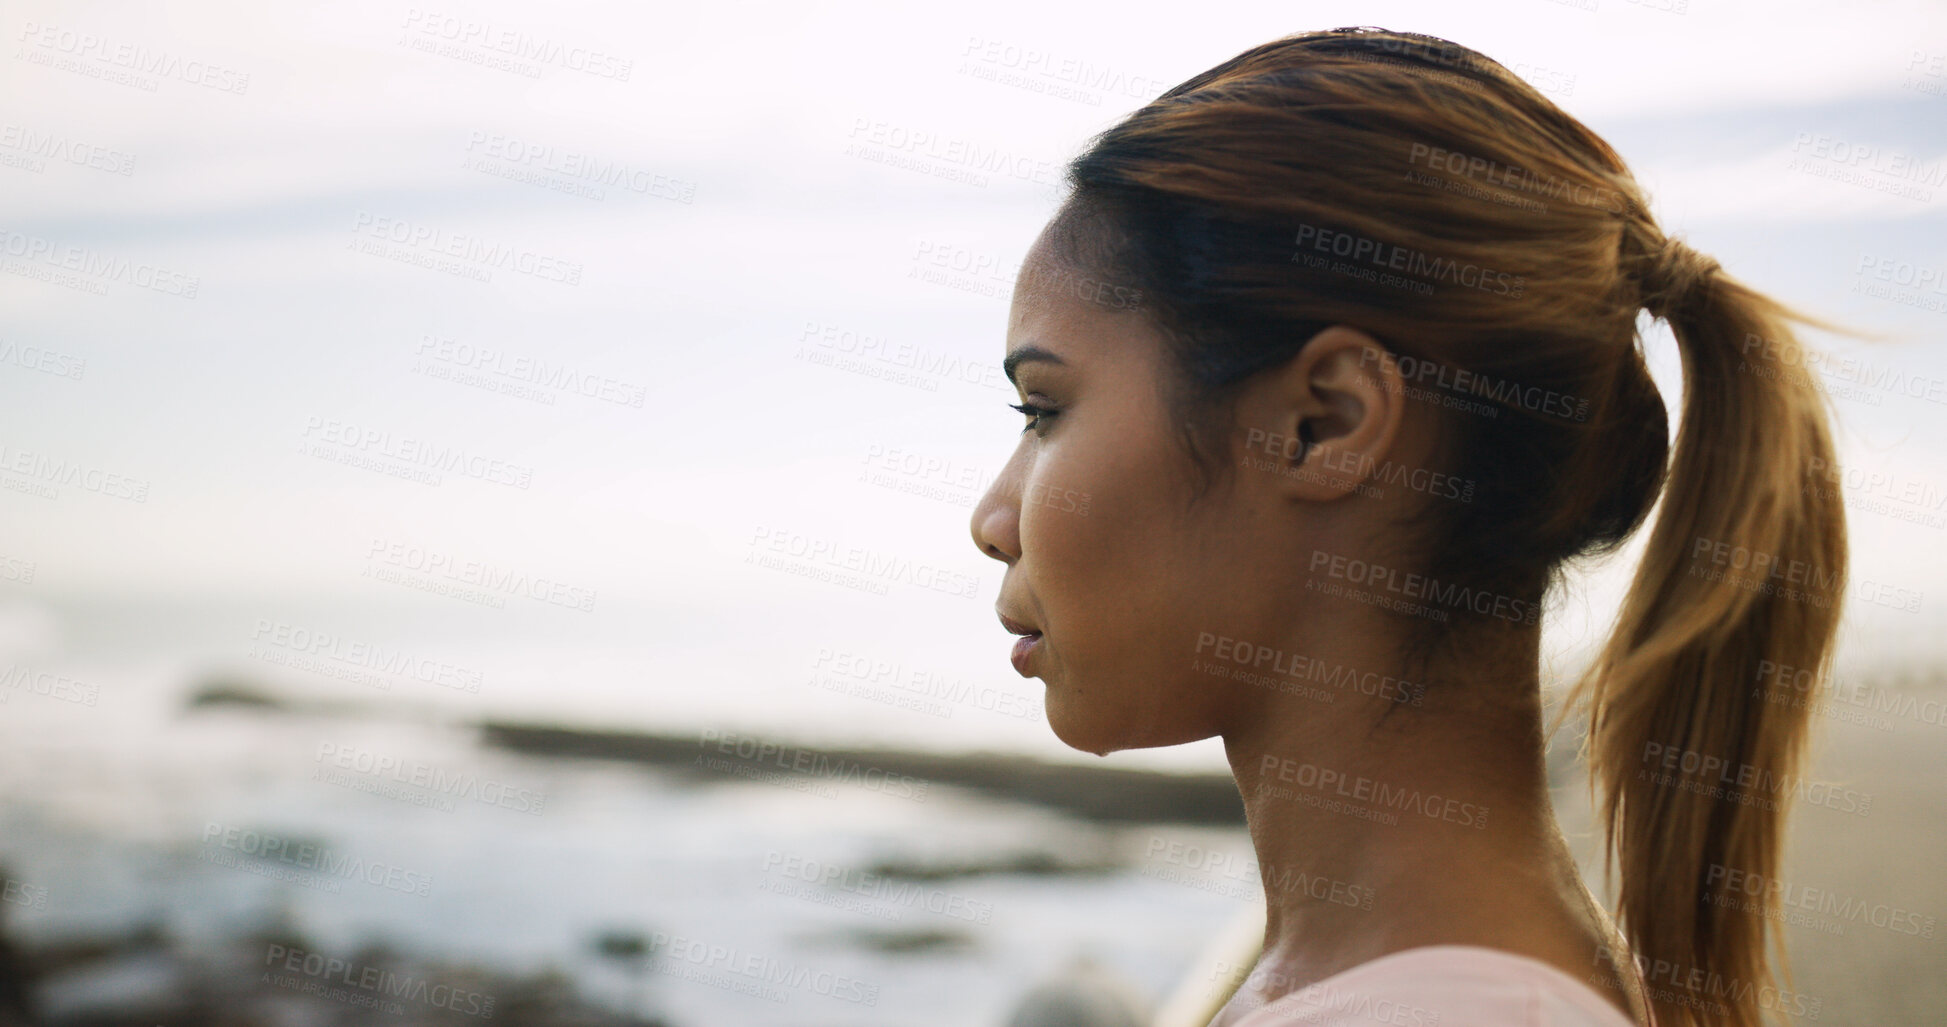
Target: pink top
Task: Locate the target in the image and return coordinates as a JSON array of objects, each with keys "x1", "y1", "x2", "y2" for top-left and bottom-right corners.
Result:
[{"x1": 1229, "y1": 945, "x2": 1646, "y2": 1027}]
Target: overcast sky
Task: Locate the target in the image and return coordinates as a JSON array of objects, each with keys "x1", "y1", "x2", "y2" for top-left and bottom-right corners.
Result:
[{"x1": 2, "y1": 0, "x2": 1944, "y2": 767}]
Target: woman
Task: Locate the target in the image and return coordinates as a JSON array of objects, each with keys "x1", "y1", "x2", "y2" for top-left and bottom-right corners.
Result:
[{"x1": 970, "y1": 27, "x2": 1848, "y2": 1027}]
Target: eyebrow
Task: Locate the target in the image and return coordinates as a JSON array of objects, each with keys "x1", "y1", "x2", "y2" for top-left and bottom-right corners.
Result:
[{"x1": 1003, "y1": 344, "x2": 1067, "y2": 386}]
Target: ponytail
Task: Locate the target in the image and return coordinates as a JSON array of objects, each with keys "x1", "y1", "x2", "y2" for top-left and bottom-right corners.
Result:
[
  {"x1": 1558, "y1": 234, "x2": 1850, "y2": 1027},
  {"x1": 1042, "y1": 29, "x2": 1857, "y2": 1023}
]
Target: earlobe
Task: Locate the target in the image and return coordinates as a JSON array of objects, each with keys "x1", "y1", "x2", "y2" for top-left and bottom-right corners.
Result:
[
  {"x1": 1299, "y1": 326, "x2": 1406, "y2": 496},
  {"x1": 1236, "y1": 325, "x2": 1405, "y2": 501}
]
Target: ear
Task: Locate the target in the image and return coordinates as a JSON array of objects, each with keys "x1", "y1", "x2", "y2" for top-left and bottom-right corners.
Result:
[{"x1": 1232, "y1": 325, "x2": 1406, "y2": 501}]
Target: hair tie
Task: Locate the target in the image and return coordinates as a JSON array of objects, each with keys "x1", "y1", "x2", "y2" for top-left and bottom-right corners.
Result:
[{"x1": 1640, "y1": 238, "x2": 1720, "y2": 319}]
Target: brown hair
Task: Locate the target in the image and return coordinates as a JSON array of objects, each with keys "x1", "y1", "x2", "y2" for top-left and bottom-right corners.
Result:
[{"x1": 1045, "y1": 26, "x2": 1850, "y2": 1027}]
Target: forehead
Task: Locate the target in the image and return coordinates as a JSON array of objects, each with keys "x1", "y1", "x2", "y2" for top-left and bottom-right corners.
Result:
[
  {"x1": 1006, "y1": 217, "x2": 1128, "y2": 345},
  {"x1": 1006, "y1": 258, "x2": 1104, "y2": 363},
  {"x1": 1007, "y1": 222, "x2": 1064, "y2": 326},
  {"x1": 1005, "y1": 256, "x2": 1165, "y2": 396}
]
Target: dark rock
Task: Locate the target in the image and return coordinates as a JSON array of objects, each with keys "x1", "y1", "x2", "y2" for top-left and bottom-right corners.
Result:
[
  {"x1": 481, "y1": 721, "x2": 1245, "y2": 825},
  {"x1": 864, "y1": 849, "x2": 1122, "y2": 881},
  {"x1": 180, "y1": 680, "x2": 288, "y2": 712}
]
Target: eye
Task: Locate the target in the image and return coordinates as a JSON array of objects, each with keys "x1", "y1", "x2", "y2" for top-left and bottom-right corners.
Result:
[{"x1": 1008, "y1": 401, "x2": 1059, "y2": 437}]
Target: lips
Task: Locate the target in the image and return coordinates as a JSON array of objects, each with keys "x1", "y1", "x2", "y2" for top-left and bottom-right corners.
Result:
[
  {"x1": 997, "y1": 611, "x2": 1041, "y2": 636},
  {"x1": 1009, "y1": 633, "x2": 1041, "y2": 676},
  {"x1": 997, "y1": 609, "x2": 1042, "y2": 677}
]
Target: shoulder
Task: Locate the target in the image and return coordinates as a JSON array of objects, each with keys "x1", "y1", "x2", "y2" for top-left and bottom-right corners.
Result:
[{"x1": 1228, "y1": 945, "x2": 1640, "y2": 1027}]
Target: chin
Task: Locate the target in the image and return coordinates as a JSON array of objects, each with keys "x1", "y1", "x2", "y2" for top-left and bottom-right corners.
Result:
[
  {"x1": 1046, "y1": 696, "x2": 1203, "y2": 757},
  {"x1": 1043, "y1": 695, "x2": 1128, "y2": 757},
  {"x1": 1046, "y1": 695, "x2": 1218, "y2": 756}
]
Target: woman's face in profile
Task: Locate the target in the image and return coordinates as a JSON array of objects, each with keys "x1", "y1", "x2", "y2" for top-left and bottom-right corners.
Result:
[{"x1": 972, "y1": 222, "x2": 1270, "y2": 757}]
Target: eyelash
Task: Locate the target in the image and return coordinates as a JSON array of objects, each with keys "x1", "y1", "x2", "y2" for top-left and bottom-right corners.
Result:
[{"x1": 1009, "y1": 401, "x2": 1059, "y2": 437}]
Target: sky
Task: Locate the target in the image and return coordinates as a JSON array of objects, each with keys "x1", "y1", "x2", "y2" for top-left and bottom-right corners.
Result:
[{"x1": 2, "y1": 0, "x2": 1945, "y2": 770}]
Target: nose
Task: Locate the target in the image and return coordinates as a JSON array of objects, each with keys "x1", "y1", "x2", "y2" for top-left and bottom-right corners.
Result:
[{"x1": 970, "y1": 452, "x2": 1023, "y2": 564}]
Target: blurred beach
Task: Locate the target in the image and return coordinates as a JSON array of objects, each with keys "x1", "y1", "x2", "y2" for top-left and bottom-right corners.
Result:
[
  {"x1": 1, "y1": 597, "x2": 1943, "y2": 1024},
  {"x1": 0, "y1": 627, "x2": 1246, "y2": 1026}
]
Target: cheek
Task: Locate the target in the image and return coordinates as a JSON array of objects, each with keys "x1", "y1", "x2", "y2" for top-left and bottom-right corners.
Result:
[
  {"x1": 1021, "y1": 451, "x2": 1132, "y2": 601},
  {"x1": 1023, "y1": 448, "x2": 1180, "y2": 657}
]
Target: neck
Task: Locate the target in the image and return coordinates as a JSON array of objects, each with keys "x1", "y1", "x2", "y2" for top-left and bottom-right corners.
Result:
[{"x1": 1217, "y1": 625, "x2": 1568, "y2": 1006}]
